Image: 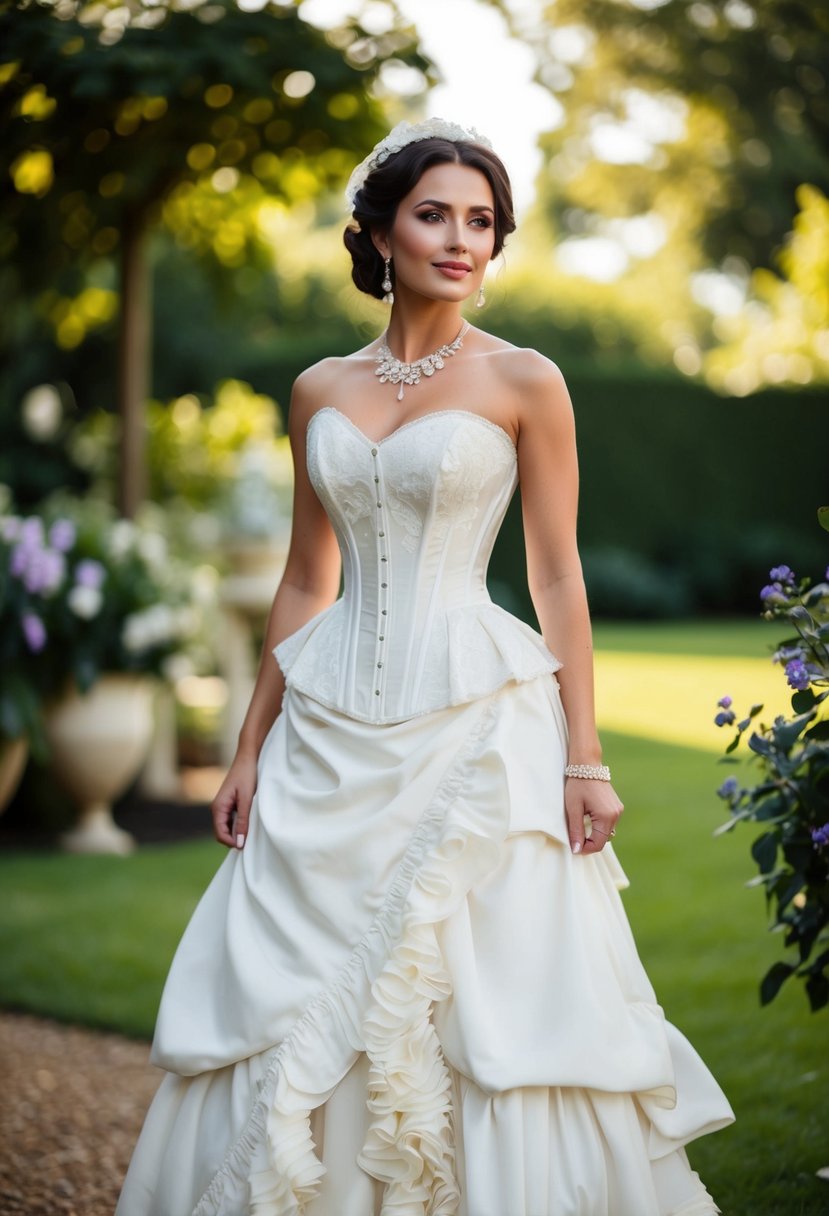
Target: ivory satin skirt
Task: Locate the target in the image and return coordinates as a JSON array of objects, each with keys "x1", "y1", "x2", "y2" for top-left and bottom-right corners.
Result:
[{"x1": 115, "y1": 676, "x2": 733, "y2": 1216}]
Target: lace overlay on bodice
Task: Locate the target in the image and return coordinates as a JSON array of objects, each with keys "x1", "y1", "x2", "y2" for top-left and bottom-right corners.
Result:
[{"x1": 274, "y1": 408, "x2": 561, "y2": 723}]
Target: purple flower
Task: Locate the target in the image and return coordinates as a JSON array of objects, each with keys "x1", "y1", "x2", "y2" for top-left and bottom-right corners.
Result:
[
  {"x1": 811, "y1": 823, "x2": 829, "y2": 849},
  {"x1": 717, "y1": 776, "x2": 739, "y2": 799},
  {"x1": 21, "y1": 611, "x2": 47, "y2": 653},
  {"x1": 75, "y1": 558, "x2": 105, "y2": 590},
  {"x1": 769, "y1": 565, "x2": 795, "y2": 584},
  {"x1": 774, "y1": 644, "x2": 804, "y2": 664},
  {"x1": 717, "y1": 695, "x2": 733, "y2": 709},
  {"x1": 20, "y1": 517, "x2": 44, "y2": 546},
  {"x1": 11, "y1": 539, "x2": 65, "y2": 595},
  {"x1": 760, "y1": 583, "x2": 786, "y2": 604},
  {"x1": 784, "y1": 659, "x2": 811, "y2": 691},
  {"x1": 715, "y1": 709, "x2": 736, "y2": 727},
  {"x1": 48, "y1": 518, "x2": 76, "y2": 553}
]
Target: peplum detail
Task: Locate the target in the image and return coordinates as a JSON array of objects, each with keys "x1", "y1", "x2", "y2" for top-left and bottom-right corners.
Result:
[
  {"x1": 273, "y1": 409, "x2": 561, "y2": 724},
  {"x1": 274, "y1": 599, "x2": 561, "y2": 724}
]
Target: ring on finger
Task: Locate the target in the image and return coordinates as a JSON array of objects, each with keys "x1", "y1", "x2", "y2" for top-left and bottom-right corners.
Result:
[{"x1": 590, "y1": 825, "x2": 609, "y2": 838}]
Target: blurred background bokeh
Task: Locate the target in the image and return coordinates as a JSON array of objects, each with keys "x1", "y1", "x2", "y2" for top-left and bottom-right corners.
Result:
[{"x1": 1, "y1": 3, "x2": 828, "y2": 1208}]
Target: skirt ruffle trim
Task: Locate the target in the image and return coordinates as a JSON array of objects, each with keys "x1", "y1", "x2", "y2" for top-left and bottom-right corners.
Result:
[
  {"x1": 192, "y1": 698, "x2": 502, "y2": 1216},
  {"x1": 190, "y1": 690, "x2": 727, "y2": 1216}
]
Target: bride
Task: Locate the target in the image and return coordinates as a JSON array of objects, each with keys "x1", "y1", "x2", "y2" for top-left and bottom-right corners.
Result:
[{"x1": 116, "y1": 118, "x2": 733, "y2": 1216}]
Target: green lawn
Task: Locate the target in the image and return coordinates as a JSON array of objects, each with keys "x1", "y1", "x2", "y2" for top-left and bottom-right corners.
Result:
[{"x1": 1, "y1": 618, "x2": 826, "y2": 1214}]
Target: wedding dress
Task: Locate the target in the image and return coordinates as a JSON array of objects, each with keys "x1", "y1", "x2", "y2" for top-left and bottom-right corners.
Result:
[{"x1": 115, "y1": 407, "x2": 734, "y2": 1216}]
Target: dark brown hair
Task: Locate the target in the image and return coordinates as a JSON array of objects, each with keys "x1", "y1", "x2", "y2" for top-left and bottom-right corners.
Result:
[{"x1": 343, "y1": 138, "x2": 515, "y2": 300}]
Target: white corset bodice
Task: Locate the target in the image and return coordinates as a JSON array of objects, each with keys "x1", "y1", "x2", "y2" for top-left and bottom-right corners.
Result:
[{"x1": 274, "y1": 408, "x2": 562, "y2": 723}]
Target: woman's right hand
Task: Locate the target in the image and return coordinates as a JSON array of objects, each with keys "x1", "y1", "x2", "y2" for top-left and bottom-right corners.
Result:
[{"x1": 211, "y1": 751, "x2": 258, "y2": 849}]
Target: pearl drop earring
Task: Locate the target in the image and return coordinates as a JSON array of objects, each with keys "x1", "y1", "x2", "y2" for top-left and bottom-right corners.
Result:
[
  {"x1": 382, "y1": 257, "x2": 394, "y2": 305},
  {"x1": 476, "y1": 285, "x2": 486, "y2": 309}
]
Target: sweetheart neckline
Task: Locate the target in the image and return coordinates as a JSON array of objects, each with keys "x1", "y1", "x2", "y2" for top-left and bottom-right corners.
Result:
[{"x1": 307, "y1": 406, "x2": 518, "y2": 458}]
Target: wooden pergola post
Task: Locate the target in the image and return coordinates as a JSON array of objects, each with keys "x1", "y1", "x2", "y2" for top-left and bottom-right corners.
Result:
[{"x1": 116, "y1": 208, "x2": 150, "y2": 519}]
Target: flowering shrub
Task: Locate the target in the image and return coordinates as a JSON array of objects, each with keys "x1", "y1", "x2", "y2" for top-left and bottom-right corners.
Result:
[
  {"x1": 0, "y1": 489, "x2": 200, "y2": 753},
  {"x1": 715, "y1": 543, "x2": 829, "y2": 1012}
]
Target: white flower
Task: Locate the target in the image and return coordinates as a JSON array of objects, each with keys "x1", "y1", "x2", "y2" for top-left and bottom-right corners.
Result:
[
  {"x1": 122, "y1": 612, "x2": 152, "y2": 653},
  {"x1": 344, "y1": 117, "x2": 494, "y2": 209},
  {"x1": 137, "y1": 530, "x2": 167, "y2": 569},
  {"x1": 122, "y1": 604, "x2": 177, "y2": 652},
  {"x1": 174, "y1": 605, "x2": 198, "y2": 636},
  {"x1": 162, "y1": 653, "x2": 194, "y2": 683},
  {"x1": 68, "y1": 584, "x2": 103, "y2": 620},
  {"x1": 21, "y1": 384, "x2": 63, "y2": 441},
  {"x1": 109, "y1": 519, "x2": 137, "y2": 559}
]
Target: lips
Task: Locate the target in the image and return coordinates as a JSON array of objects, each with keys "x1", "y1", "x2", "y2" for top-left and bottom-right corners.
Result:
[{"x1": 433, "y1": 261, "x2": 472, "y2": 280}]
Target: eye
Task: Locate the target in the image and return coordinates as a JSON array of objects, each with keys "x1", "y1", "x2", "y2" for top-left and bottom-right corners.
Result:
[
  {"x1": 417, "y1": 209, "x2": 445, "y2": 222},
  {"x1": 470, "y1": 216, "x2": 493, "y2": 229}
]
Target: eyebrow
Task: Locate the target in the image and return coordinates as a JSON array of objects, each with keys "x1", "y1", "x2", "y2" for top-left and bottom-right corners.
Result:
[{"x1": 413, "y1": 198, "x2": 495, "y2": 214}]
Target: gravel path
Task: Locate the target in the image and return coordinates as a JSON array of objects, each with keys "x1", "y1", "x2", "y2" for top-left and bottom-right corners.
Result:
[{"x1": 0, "y1": 1010, "x2": 160, "y2": 1215}]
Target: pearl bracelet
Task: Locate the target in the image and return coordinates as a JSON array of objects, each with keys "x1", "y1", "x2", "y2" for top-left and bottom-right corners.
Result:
[{"x1": 565, "y1": 763, "x2": 611, "y2": 782}]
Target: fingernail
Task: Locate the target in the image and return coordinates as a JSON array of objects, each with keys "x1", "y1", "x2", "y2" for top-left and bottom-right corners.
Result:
[
  {"x1": 572, "y1": 841, "x2": 582, "y2": 854},
  {"x1": 236, "y1": 834, "x2": 245, "y2": 849}
]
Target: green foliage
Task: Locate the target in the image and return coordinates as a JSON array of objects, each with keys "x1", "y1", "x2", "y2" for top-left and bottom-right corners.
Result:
[
  {"x1": 505, "y1": 0, "x2": 829, "y2": 270},
  {"x1": 70, "y1": 378, "x2": 290, "y2": 509},
  {"x1": 0, "y1": 0, "x2": 429, "y2": 406},
  {"x1": 68, "y1": 379, "x2": 294, "y2": 552},
  {"x1": 0, "y1": 490, "x2": 202, "y2": 749},
  {"x1": 0, "y1": 0, "x2": 424, "y2": 285},
  {"x1": 492, "y1": 0, "x2": 829, "y2": 381},
  {"x1": 488, "y1": 365, "x2": 829, "y2": 619},
  {"x1": 715, "y1": 556, "x2": 829, "y2": 1011},
  {"x1": 579, "y1": 546, "x2": 692, "y2": 618},
  {"x1": 704, "y1": 183, "x2": 829, "y2": 394}
]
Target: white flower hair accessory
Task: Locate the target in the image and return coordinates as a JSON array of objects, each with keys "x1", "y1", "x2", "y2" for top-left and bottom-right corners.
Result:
[{"x1": 345, "y1": 116, "x2": 494, "y2": 209}]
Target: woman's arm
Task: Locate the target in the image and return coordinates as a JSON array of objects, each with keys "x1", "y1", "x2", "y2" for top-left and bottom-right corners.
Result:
[
  {"x1": 513, "y1": 352, "x2": 623, "y2": 855},
  {"x1": 210, "y1": 367, "x2": 342, "y2": 849}
]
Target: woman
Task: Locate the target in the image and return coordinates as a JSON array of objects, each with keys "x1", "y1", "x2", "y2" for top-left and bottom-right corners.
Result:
[{"x1": 116, "y1": 118, "x2": 733, "y2": 1216}]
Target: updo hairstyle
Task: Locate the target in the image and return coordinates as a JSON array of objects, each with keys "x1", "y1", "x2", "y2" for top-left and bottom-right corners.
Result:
[{"x1": 344, "y1": 139, "x2": 515, "y2": 301}]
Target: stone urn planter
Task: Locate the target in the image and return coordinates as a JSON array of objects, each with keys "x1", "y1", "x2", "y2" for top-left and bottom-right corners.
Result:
[
  {"x1": 0, "y1": 736, "x2": 29, "y2": 815},
  {"x1": 45, "y1": 674, "x2": 156, "y2": 855}
]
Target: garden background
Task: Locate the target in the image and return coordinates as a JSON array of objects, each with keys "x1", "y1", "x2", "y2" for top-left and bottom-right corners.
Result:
[{"x1": 0, "y1": 1, "x2": 828, "y2": 1213}]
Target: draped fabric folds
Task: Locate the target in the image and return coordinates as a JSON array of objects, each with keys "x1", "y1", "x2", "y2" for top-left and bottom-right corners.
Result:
[
  {"x1": 116, "y1": 410, "x2": 732, "y2": 1215},
  {"x1": 117, "y1": 679, "x2": 732, "y2": 1216}
]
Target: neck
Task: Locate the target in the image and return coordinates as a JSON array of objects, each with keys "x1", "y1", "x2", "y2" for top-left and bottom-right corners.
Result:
[{"x1": 383, "y1": 296, "x2": 467, "y2": 363}]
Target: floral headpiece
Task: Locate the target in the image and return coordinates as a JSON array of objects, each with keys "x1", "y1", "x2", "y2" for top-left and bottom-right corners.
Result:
[{"x1": 344, "y1": 116, "x2": 494, "y2": 210}]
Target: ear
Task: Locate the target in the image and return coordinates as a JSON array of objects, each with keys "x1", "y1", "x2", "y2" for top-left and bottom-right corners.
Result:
[{"x1": 370, "y1": 229, "x2": 391, "y2": 260}]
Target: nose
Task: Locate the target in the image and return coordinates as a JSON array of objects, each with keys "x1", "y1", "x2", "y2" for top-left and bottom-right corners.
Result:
[{"x1": 446, "y1": 222, "x2": 468, "y2": 253}]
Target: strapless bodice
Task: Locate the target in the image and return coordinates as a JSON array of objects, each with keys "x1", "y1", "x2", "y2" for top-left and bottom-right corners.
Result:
[{"x1": 274, "y1": 408, "x2": 561, "y2": 723}]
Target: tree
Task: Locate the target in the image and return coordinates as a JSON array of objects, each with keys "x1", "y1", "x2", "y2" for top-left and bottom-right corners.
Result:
[
  {"x1": 0, "y1": 0, "x2": 427, "y2": 513},
  {"x1": 490, "y1": 0, "x2": 829, "y2": 380},
  {"x1": 704, "y1": 183, "x2": 829, "y2": 393},
  {"x1": 503, "y1": 0, "x2": 828, "y2": 266}
]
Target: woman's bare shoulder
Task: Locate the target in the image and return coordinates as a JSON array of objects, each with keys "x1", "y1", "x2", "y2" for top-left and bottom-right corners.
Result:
[
  {"x1": 493, "y1": 344, "x2": 568, "y2": 392},
  {"x1": 482, "y1": 343, "x2": 572, "y2": 422},
  {"x1": 289, "y1": 349, "x2": 375, "y2": 429}
]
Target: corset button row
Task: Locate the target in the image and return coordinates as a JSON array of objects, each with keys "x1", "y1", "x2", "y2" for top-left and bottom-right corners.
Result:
[{"x1": 372, "y1": 446, "x2": 387, "y2": 703}]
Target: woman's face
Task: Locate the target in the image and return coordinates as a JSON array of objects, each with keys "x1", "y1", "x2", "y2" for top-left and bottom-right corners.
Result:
[{"x1": 376, "y1": 161, "x2": 497, "y2": 305}]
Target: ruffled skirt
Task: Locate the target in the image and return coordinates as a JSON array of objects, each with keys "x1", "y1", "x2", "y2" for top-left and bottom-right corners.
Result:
[{"x1": 116, "y1": 676, "x2": 733, "y2": 1216}]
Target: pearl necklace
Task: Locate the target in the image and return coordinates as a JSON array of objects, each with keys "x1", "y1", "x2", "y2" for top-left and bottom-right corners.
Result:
[{"x1": 375, "y1": 321, "x2": 470, "y2": 400}]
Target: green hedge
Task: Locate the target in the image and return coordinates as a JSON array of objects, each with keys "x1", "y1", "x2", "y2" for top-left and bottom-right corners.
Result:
[{"x1": 495, "y1": 363, "x2": 829, "y2": 617}]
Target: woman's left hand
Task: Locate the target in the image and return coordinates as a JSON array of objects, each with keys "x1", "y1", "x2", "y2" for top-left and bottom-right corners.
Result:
[{"x1": 565, "y1": 778, "x2": 624, "y2": 855}]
